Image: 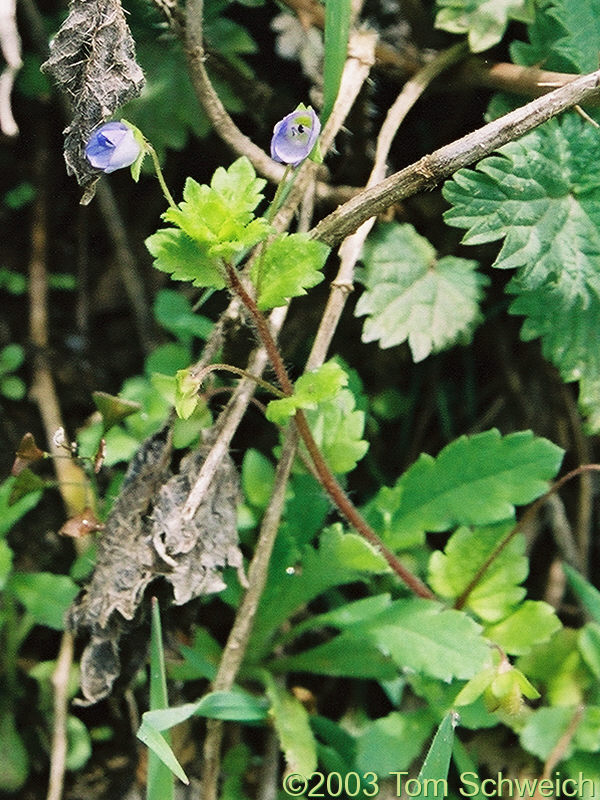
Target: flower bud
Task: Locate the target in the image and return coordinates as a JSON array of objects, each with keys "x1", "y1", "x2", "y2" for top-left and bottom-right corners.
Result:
[
  {"x1": 85, "y1": 121, "x2": 141, "y2": 173},
  {"x1": 270, "y1": 105, "x2": 321, "y2": 167}
]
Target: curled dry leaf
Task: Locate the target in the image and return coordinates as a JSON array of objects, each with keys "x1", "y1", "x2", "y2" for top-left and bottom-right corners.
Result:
[
  {"x1": 68, "y1": 427, "x2": 242, "y2": 704},
  {"x1": 41, "y1": 0, "x2": 145, "y2": 201}
]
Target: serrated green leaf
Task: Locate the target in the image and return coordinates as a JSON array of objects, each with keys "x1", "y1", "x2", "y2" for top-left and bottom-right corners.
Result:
[
  {"x1": 435, "y1": 0, "x2": 533, "y2": 52},
  {"x1": 162, "y1": 158, "x2": 270, "y2": 264},
  {"x1": 428, "y1": 522, "x2": 527, "y2": 622},
  {"x1": 302, "y1": 387, "x2": 369, "y2": 474},
  {"x1": 485, "y1": 600, "x2": 561, "y2": 655},
  {"x1": 265, "y1": 675, "x2": 317, "y2": 777},
  {"x1": 511, "y1": 0, "x2": 600, "y2": 73},
  {"x1": 251, "y1": 232, "x2": 328, "y2": 310},
  {"x1": 368, "y1": 599, "x2": 490, "y2": 681},
  {"x1": 146, "y1": 228, "x2": 226, "y2": 289},
  {"x1": 266, "y1": 360, "x2": 348, "y2": 424},
  {"x1": 443, "y1": 112, "x2": 600, "y2": 429},
  {"x1": 356, "y1": 223, "x2": 487, "y2": 362},
  {"x1": 371, "y1": 429, "x2": 563, "y2": 549},
  {"x1": 356, "y1": 709, "x2": 436, "y2": 775}
]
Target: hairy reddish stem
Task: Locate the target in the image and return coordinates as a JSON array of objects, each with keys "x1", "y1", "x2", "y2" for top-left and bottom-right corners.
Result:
[{"x1": 225, "y1": 264, "x2": 434, "y2": 599}]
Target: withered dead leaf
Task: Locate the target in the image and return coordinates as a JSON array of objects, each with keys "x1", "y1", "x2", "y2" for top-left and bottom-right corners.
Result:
[
  {"x1": 68, "y1": 427, "x2": 242, "y2": 704},
  {"x1": 41, "y1": 0, "x2": 145, "y2": 201}
]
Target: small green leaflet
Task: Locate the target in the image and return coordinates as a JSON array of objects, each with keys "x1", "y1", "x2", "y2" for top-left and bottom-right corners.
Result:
[
  {"x1": 443, "y1": 112, "x2": 600, "y2": 430},
  {"x1": 146, "y1": 157, "x2": 270, "y2": 288},
  {"x1": 511, "y1": 0, "x2": 600, "y2": 73},
  {"x1": 368, "y1": 429, "x2": 563, "y2": 549},
  {"x1": 302, "y1": 388, "x2": 369, "y2": 474},
  {"x1": 250, "y1": 232, "x2": 328, "y2": 310},
  {"x1": 356, "y1": 223, "x2": 488, "y2": 362},
  {"x1": 428, "y1": 522, "x2": 528, "y2": 622},
  {"x1": 266, "y1": 360, "x2": 348, "y2": 424},
  {"x1": 434, "y1": 0, "x2": 533, "y2": 53}
]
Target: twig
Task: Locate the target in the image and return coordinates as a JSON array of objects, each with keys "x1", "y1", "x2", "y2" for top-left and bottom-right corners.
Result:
[
  {"x1": 311, "y1": 68, "x2": 600, "y2": 247},
  {"x1": 46, "y1": 632, "x2": 74, "y2": 800},
  {"x1": 200, "y1": 425, "x2": 300, "y2": 800}
]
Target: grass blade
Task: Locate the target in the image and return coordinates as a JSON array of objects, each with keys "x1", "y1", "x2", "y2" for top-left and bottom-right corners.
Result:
[{"x1": 322, "y1": 0, "x2": 352, "y2": 125}]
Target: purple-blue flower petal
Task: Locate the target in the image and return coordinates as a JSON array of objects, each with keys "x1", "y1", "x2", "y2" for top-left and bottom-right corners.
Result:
[
  {"x1": 270, "y1": 106, "x2": 321, "y2": 167},
  {"x1": 85, "y1": 121, "x2": 141, "y2": 173}
]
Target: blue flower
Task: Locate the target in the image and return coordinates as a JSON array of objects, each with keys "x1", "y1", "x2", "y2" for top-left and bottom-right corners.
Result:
[
  {"x1": 270, "y1": 106, "x2": 321, "y2": 167},
  {"x1": 85, "y1": 121, "x2": 141, "y2": 173}
]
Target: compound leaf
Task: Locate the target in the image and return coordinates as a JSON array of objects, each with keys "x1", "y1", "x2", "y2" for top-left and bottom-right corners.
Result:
[
  {"x1": 369, "y1": 429, "x2": 563, "y2": 549},
  {"x1": 356, "y1": 223, "x2": 487, "y2": 362},
  {"x1": 435, "y1": 0, "x2": 533, "y2": 52},
  {"x1": 251, "y1": 233, "x2": 328, "y2": 310}
]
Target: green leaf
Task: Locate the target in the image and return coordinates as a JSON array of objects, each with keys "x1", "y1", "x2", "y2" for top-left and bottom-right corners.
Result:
[
  {"x1": 271, "y1": 631, "x2": 398, "y2": 680},
  {"x1": 0, "y1": 375, "x2": 25, "y2": 400},
  {"x1": 520, "y1": 706, "x2": 600, "y2": 761},
  {"x1": 146, "y1": 228, "x2": 226, "y2": 289},
  {"x1": 578, "y1": 623, "x2": 600, "y2": 681},
  {"x1": 0, "y1": 343, "x2": 24, "y2": 374},
  {"x1": 266, "y1": 360, "x2": 348, "y2": 424},
  {"x1": 370, "y1": 429, "x2": 563, "y2": 549},
  {"x1": 0, "y1": 477, "x2": 42, "y2": 537},
  {"x1": 517, "y1": 628, "x2": 590, "y2": 707},
  {"x1": 143, "y1": 690, "x2": 268, "y2": 726},
  {"x1": 65, "y1": 716, "x2": 92, "y2": 772},
  {"x1": 367, "y1": 599, "x2": 490, "y2": 681},
  {"x1": 443, "y1": 112, "x2": 600, "y2": 430},
  {"x1": 302, "y1": 387, "x2": 369, "y2": 474},
  {"x1": 0, "y1": 710, "x2": 29, "y2": 791},
  {"x1": 137, "y1": 721, "x2": 189, "y2": 785},
  {"x1": 163, "y1": 158, "x2": 269, "y2": 264},
  {"x1": 251, "y1": 232, "x2": 328, "y2": 310},
  {"x1": 147, "y1": 598, "x2": 174, "y2": 800},
  {"x1": 435, "y1": 0, "x2": 534, "y2": 52},
  {"x1": 428, "y1": 522, "x2": 528, "y2": 622},
  {"x1": 250, "y1": 525, "x2": 389, "y2": 659},
  {"x1": 322, "y1": 0, "x2": 351, "y2": 124},
  {"x1": 563, "y1": 563, "x2": 600, "y2": 623},
  {"x1": 0, "y1": 540, "x2": 13, "y2": 592},
  {"x1": 153, "y1": 289, "x2": 213, "y2": 344},
  {"x1": 511, "y1": 0, "x2": 600, "y2": 73},
  {"x1": 242, "y1": 449, "x2": 275, "y2": 509},
  {"x1": 92, "y1": 391, "x2": 141, "y2": 434},
  {"x1": 485, "y1": 600, "x2": 561, "y2": 655},
  {"x1": 356, "y1": 223, "x2": 488, "y2": 361},
  {"x1": 415, "y1": 712, "x2": 458, "y2": 797},
  {"x1": 10, "y1": 572, "x2": 79, "y2": 630},
  {"x1": 356, "y1": 709, "x2": 436, "y2": 775},
  {"x1": 264, "y1": 675, "x2": 318, "y2": 777}
]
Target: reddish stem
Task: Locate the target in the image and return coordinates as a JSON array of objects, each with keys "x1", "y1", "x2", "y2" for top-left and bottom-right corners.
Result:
[{"x1": 225, "y1": 264, "x2": 435, "y2": 599}]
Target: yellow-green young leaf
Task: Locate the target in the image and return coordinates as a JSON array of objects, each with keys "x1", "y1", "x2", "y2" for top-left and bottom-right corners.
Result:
[
  {"x1": 443, "y1": 110, "x2": 600, "y2": 431},
  {"x1": 428, "y1": 522, "x2": 528, "y2": 622},
  {"x1": 251, "y1": 232, "x2": 328, "y2": 310},
  {"x1": 266, "y1": 360, "x2": 348, "y2": 424},
  {"x1": 265, "y1": 676, "x2": 317, "y2": 777},
  {"x1": 356, "y1": 223, "x2": 487, "y2": 362},
  {"x1": 370, "y1": 429, "x2": 563, "y2": 549},
  {"x1": 435, "y1": 0, "x2": 533, "y2": 52},
  {"x1": 146, "y1": 228, "x2": 226, "y2": 289}
]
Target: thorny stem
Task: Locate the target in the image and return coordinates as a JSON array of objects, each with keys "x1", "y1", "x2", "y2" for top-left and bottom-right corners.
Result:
[
  {"x1": 454, "y1": 464, "x2": 600, "y2": 611},
  {"x1": 225, "y1": 263, "x2": 434, "y2": 599}
]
